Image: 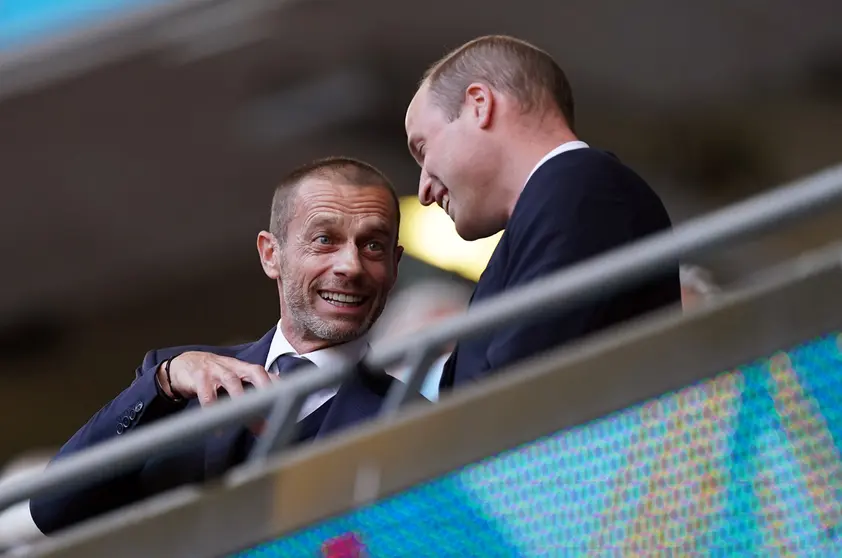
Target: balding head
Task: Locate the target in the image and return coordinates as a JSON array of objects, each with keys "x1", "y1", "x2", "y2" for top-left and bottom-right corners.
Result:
[
  {"x1": 422, "y1": 35, "x2": 575, "y2": 129},
  {"x1": 405, "y1": 35, "x2": 578, "y2": 242},
  {"x1": 269, "y1": 156, "x2": 400, "y2": 245}
]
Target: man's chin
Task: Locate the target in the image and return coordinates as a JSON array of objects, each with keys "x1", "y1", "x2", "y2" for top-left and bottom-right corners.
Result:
[
  {"x1": 315, "y1": 318, "x2": 370, "y2": 344},
  {"x1": 456, "y1": 220, "x2": 498, "y2": 242},
  {"x1": 455, "y1": 228, "x2": 480, "y2": 242},
  {"x1": 454, "y1": 219, "x2": 478, "y2": 241}
]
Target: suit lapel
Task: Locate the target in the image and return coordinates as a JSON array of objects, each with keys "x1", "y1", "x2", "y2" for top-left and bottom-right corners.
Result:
[
  {"x1": 204, "y1": 327, "x2": 275, "y2": 479},
  {"x1": 234, "y1": 327, "x2": 276, "y2": 367},
  {"x1": 439, "y1": 350, "x2": 457, "y2": 390},
  {"x1": 295, "y1": 398, "x2": 334, "y2": 442},
  {"x1": 316, "y1": 362, "x2": 394, "y2": 440},
  {"x1": 205, "y1": 338, "x2": 412, "y2": 472},
  {"x1": 441, "y1": 286, "x2": 478, "y2": 391}
]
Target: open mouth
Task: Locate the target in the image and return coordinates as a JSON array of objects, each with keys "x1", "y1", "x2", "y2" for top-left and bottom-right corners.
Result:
[{"x1": 318, "y1": 291, "x2": 367, "y2": 308}]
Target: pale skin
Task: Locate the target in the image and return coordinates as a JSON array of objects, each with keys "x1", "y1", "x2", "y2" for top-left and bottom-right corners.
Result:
[
  {"x1": 156, "y1": 178, "x2": 402, "y2": 407},
  {"x1": 404, "y1": 81, "x2": 578, "y2": 240}
]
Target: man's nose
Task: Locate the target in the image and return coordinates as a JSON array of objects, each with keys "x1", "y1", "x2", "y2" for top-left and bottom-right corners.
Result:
[
  {"x1": 332, "y1": 244, "x2": 364, "y2": 277},
  {"x1": 418, "y1": 168, "x2": 434, "y2": 206}
]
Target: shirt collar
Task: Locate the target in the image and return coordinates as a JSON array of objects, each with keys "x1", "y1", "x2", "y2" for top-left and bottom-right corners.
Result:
[
  {"x1": 524, "y1": 140, "x2": 589, "y2": 186},
  {"x1": 264, "y1": 320, "x2": 370, "y2": 370}
]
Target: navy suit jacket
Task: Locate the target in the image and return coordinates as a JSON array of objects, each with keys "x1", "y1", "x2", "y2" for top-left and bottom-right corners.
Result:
[
  {"x1": 30, "y1": 327, "x2": 394, "y2": 535},
  {"x1": 442, "y1": 148, "x2": 681, "y2": 388}
]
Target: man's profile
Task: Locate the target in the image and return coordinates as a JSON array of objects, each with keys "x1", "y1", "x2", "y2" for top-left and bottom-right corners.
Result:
[{"x1": 405, "y1": 35, "x2": 681, "y2": 387}]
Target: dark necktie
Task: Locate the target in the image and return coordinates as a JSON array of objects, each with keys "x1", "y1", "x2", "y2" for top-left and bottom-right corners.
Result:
[
  {"x1": 265, "y1": 354, "x2": 327, "y2": 444},
  {"x1": 273, "y1": 354, "x2": 311, "y2": 375}
]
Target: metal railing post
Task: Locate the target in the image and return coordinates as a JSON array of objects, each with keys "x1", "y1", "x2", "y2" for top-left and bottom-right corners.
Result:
[{"x1": 1, "y1": 163, "x2": 841, "y2": 512}]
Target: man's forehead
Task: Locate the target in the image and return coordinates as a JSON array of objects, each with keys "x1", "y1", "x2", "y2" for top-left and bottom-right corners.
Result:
[
  {"x1": 301, "y1": 209, "x2": 397, "y2": 239},
  {"x1": 405, "y1": 99, "x2": 418, "y2": 132},
  {"x1": 405, "y1": 86, "x2": 431, "y2": 128},
  {"x1": 406, "y1": 90, "x2": 435, "y2": 158},
  {"x1": 303, "y1": 207, "x2": 393, "y2": 224},
  {"x1": 296, "y1": 178, "x2": 389, "y2": 201},
  {"x1": 294, "y1": 181, "x2": 396, "y2": 223},
  {"x1": 296, "y1": 176, "x2": 344, "y2": 196}
]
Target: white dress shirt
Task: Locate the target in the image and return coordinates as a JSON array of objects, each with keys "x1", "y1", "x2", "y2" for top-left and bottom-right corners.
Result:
[
  {"x1": 264, "y1": 321, "x2": 369, "y2": 420},
  {"x1": 390, "y1": 353, "x2": 449, "y2": 403},
  {"x1": 524, "y1": 140, "x2": 589, "y2": 186}
]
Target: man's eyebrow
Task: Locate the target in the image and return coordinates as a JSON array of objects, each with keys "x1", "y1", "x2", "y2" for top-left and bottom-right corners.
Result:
[{"x1": 362, "y1": 224, "x2": 393, "y2": 238}]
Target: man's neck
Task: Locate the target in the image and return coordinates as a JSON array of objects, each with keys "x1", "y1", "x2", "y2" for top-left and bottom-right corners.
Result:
[
  {"x1": 499, "y1": 128, "x2": 580, "y2": 219},
  {"x1": 280, "y1": 321, "x2": 336, "y2": 355}
]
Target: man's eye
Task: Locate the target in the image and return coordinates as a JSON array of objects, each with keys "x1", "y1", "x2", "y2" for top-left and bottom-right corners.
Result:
[
  {"x1": 366, "y1": 241, "x2": 384, "y2": 251},
  {"x1": 315, "y1": 235, "x2": 331, "y2": 244}
]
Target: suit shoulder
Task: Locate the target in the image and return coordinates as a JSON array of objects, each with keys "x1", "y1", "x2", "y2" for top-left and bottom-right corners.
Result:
[
  {"x1": 535, "y1": 149, "x2": 655, "y2": 197},
  {"x1": 528, "y1": 149, "x2": 669, "y2": 216},
  {"x1": 509, "y1": 148, "x2": 672, "y2": 245}
]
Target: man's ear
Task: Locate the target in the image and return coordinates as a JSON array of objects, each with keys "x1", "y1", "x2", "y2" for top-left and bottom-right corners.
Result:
[
  {"x1": 394, "y1": 245, "x2": 404, "y2": 274},
  {"x1": 390, "y1": 245, "x2": 404, "y2": 289},
  {"x1": 465, "y1": 82, "x2": 494, "y2": 129},
  {"x1": 257, "y1": 231, "x2": 281, "y2": 280}
]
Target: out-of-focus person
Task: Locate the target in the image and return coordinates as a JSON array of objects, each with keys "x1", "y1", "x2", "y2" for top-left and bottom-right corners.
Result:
[
  {"x1": 30, "y1": 157, "x2": 404, "y2": 535},
  {"x1": 371, "y1": 280, "x2": 472, "y2": 401},
  {"x1": 680, "y1": 264, "x2": 720, "y2": 310},
  {"x1": 404, "y1": 35, "x2": 681, "y2": 391}
]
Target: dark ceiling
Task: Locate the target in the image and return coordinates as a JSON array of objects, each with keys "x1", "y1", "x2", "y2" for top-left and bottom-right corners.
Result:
[
  {"x1": 1, "y1": 0, "x2": 842, "y2": 465},
  {"x1": 1, "y1": 0, "x2": 842, "y2": 319}
]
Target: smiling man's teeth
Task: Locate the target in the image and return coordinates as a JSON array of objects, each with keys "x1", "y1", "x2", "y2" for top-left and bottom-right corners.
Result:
[{"x1": 319, "y1": 291, "x2": 364, "y2": 304}]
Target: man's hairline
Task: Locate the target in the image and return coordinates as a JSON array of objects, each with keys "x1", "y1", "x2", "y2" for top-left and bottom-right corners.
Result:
[
  {"x1": 272, "y1": 174, "x2": 400, "y2": 246},
  {"x1": 419, "y1": 77, "x2": 563, "y2": 125}
]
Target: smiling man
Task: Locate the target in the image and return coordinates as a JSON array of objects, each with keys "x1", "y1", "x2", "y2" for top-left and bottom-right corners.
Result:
[
  {"x1": 405, "y1": 35, "x2": 681, "y2": 389},
  {"x1": 30, "y1": 157, "x2": 404, "y2": 535}
]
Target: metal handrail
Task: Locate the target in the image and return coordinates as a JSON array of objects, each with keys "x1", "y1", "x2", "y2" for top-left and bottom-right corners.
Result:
[{"x1": 1, "y1": 163, "x2": 841, "y2": 513}]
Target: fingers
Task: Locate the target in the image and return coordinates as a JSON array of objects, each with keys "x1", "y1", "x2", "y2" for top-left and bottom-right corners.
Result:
[
  {"x1": 218, "y1": 370, "x2": 245, "y2": 398},
  {"x1": 211, "y1": 356, "x2": 271, "y2": 389},
  {"x1": 172, "y1": 352, "x2": 277, "y2": 405},
  {"x1": 195, "y1": 376, "x2": 218, "y2": 407},
  {"x1": 239, "y1": 363, "x2": 273, "y2": 389}
]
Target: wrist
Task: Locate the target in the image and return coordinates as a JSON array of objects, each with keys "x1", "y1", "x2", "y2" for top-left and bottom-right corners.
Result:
[{"x1": 155, "y1": 358, "x2": 183, "y2": 401}]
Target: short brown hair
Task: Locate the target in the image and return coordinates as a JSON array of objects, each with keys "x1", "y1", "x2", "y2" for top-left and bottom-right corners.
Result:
[
  {"x1": 269, "y1": 156, "x2": 400, "y2": 243},
  {"x1": 423, "y1": 35, "x2": 575, "y2": 130}
]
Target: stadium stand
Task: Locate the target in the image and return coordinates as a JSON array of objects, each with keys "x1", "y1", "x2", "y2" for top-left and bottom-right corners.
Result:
[{"x1": 0, "y1": 163, "x2": 837, "y2": 556}]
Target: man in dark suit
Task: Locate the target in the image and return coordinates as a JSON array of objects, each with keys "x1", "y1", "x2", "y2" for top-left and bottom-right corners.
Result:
[
  {"x1": 404, "y1": 35, "x2": 681, "y2": 389},
  {"x1": 30, "y1": 157, "x2": 403, "y2": 534}
]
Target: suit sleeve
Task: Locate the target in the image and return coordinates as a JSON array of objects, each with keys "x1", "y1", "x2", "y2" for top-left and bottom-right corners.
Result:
[
  {"x1": 485, "y1": 187, "x2": 635, "y2": 372},
  {"x1": 30, "y1": 350, "x2": 187, "y2": 535}
]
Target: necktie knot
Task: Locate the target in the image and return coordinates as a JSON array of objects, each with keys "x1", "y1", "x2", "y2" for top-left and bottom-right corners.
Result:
[{"x1": 274, "y1": 354, "x2": 311, "y2": 375}]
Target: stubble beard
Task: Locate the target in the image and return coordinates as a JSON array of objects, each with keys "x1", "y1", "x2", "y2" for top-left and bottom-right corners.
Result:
[{"x1": 281, "y1": 270, "x2": 377, "y2": 345}]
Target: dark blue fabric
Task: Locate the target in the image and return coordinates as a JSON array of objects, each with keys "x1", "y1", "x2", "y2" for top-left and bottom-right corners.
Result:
[
  {"x1": 274, "y1": 354, "x2": 311, "y2": 375},
  {"x1": 29, "y1": 328, "x2": 400, "y2": 534},
  {"x1": 441, "y1": 148, "x2": 681, "y2": 389}
]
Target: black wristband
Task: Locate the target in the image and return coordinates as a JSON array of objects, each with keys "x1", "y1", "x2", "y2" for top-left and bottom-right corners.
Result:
[{"x1": 164, "y1": 357, "x2": 183, "y2": 402}]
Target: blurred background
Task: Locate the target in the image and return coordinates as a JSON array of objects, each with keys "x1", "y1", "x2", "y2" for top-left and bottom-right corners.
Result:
[{"x1": 0, "y1": 0, "x2": 841, "y2": 469}]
